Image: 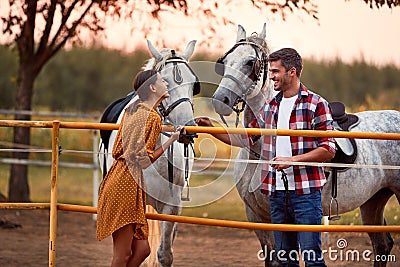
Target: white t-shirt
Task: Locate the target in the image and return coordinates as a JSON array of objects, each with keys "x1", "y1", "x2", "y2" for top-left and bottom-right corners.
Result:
[{"x1": 275, "y1": 95, "x2": 297, "y2": 190}]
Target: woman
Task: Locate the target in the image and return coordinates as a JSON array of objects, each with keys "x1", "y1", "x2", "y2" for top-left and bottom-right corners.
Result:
[{"x1": 96, "y1": 69, "x2": 183, "y2": 267}]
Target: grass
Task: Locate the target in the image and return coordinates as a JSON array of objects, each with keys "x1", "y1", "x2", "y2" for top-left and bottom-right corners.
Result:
[
  {"x1": 329, "y1": 196, "x2": 400, "y2": 226},
  {"x1": 1, "y1": 164, "x2": 399, "y2": 227},
  {"x1": 0, "y1": 165, "x2": 97, "y2": 205},
  {"x1": 181, "y1": 173, "x2": 248, "y2": 221}
]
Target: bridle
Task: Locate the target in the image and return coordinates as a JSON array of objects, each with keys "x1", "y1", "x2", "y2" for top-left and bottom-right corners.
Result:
[
  {"x1": 215, "y1": 36, "x2": 271, "y2": 162},
  {"x1": 152, "y1": 50, "x2": 200, "y2": 200},
  {"x1": 215, "y1": 37, "x2": 269, "y2": 126},
  {"x1": 155, "y1": 50, "x2": 200, "y2": 121}
]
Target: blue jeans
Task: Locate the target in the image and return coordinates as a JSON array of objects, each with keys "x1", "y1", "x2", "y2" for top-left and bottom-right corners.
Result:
[{"x1": 270, "y1": 190, "x2": 326, "y2": 267}]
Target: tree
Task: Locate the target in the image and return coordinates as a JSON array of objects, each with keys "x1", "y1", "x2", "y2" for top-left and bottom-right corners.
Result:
[{"x1": 0, "y1": 0, "x2": 398, "y2": 201}]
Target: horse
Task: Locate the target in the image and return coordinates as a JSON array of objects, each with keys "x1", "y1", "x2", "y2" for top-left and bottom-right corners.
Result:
[
  {"x1": 211, "y1": 24, "x2": 400, "y2": 267},
  {"x1": 98, "y1": 40, "x2": 199, "y2": 267}
]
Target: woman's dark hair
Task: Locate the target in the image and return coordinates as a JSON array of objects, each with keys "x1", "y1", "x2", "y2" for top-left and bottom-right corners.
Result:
[
  {"x1": 267, "y1": 48, "x2": 303, "y2": 77},
  {"x1": 132, "y1": 69, "x2": 158, "y2": 100}
]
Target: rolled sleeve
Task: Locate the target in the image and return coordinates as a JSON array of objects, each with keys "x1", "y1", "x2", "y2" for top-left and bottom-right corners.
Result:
[{"x1": 319, "y1": 137, "x2": 337, "y2": 155}]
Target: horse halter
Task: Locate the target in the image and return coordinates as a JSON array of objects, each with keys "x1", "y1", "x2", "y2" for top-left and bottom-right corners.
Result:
[
  {"x1": 156, "y1": 50, "x2": 200, "y2": 119},
  {"x1": 215, "y1": 38, "x2": 268, "y2": 126}
]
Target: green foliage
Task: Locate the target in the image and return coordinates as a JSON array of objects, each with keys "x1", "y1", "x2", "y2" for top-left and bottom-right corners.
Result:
[
  {"x1": 34, "y1": 47, "x2": 149, "y2": 112},
  {"x1": 301, "y1": 58, "x2": 400, "y2": 110},
  {"x1": 1, "y1": 45, "x2": 400, "y2": 112}
]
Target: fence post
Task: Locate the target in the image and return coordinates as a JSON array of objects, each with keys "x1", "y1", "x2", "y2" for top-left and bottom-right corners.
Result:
[
  {"x1": 92, "y1": 130, "x2": 99, "y2": 221},
  {"x1": 49, "y1": 121, "x2": 60, "y2": 266}
]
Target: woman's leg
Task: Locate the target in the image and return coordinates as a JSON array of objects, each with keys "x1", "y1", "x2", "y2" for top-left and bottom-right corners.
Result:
[
  {"x1": 128, "y1": 239, "x2": 151, "y2": 267},
  {"x1": 111, "y1": 224, "x2": 135, "y2": 267}
]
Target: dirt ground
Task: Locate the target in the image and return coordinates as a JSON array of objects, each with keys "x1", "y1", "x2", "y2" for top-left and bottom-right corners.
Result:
[{"x1": 0, "y1": 209, "x2": 399, "y2": 267}]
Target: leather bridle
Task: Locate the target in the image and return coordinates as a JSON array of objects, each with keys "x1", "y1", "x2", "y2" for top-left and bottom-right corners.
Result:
[
  {"x1": 215, "y1": 38, "x2": 269, "y2": 126},
  {"x1": 155, "y1": 51, "x2": 200, "y2": 121}
]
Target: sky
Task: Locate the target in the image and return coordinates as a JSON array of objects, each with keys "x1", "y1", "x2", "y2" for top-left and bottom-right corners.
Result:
[{"x1": 103, "y1": 0, "x2": 400, "y2": 67}]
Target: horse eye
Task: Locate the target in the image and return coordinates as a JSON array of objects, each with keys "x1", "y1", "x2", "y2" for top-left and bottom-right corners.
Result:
[{"x1": 246, "y1": 59, "x2": 256, "y2": 67}]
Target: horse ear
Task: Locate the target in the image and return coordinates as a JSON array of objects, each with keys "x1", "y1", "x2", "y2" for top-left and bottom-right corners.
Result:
[
  {"x1": 147, "y1": 40, "x2": 163, "y2": 62},
  {"x1": 236, "y1": 24, "x2": 246, "y2": 42},
  {"x1": 259, "y1": 23, "x2": 266, "y2": 39},
  {"x1": 182, "y1": 40, "x2": 197, "y2": 60}
]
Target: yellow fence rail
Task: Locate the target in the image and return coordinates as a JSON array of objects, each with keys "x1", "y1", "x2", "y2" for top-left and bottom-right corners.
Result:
[
  {"x1": 1, "y1": 119, "x2": 400, "y2": 267},
  {"x1": 1, "y1": 202, "x2": 400, "y2": 233},
  {"x1": 1, "y1": 119, "x2": 400, "y2": 140}
]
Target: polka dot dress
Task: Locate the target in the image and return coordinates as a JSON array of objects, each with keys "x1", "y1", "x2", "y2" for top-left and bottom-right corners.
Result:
[{"x1": 96, "y1": 102, "x2": 162, "y2": 241}]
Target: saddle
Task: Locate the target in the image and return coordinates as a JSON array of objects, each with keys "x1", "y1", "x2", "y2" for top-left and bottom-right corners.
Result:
[
  {"x1": 329, "y1": 101, "x2": 360, "y2": 171},
  {"x1": 326, "y1": 101, "x2": 360, "y2": 220},
  {"x1": 99, "y1": 91, "x2": 135, "y2": 150},
  {"x1": 99, "y1": 91, "x2": 136, "y2": 178}
]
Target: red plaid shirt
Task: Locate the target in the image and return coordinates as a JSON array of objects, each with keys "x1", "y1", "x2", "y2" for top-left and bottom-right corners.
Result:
[{"x1": 248, "y1": 84, "x2": 336, "y2": 195}]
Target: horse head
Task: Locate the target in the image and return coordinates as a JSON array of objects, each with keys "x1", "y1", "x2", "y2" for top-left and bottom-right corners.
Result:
[
  {"x1": 212, "y1": 24, "x2": 275, "y2": 124},
  {"x1": 146, "y1": 40, "x2": 199, "y2": 130}
]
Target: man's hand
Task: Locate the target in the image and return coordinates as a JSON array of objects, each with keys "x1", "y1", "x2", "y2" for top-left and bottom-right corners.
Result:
[
  {"x1": 271, "y1": 156, "x2": 292, "y2": 171},
  {"x1": 195, "y1": 117, "x2": 213, "y2": 127}
]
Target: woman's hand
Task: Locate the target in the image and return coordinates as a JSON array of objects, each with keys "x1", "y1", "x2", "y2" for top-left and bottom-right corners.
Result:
[
  {"x1": 154, "y1": 126, "x2": 185, "y2": 162},
  {"x1": 171, "y1": 126, "x2": 185, "y2": 141}
]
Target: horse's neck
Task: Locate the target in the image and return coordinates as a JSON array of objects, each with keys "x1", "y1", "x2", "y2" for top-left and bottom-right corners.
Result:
[{"x1": 243, "y1": 82, "x2": 274, "y2": 126}]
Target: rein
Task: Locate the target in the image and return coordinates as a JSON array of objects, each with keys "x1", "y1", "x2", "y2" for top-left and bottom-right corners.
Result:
[
  {"x1": 158, "y1": 98, "x2": 193, "y2": 118},
  {"x1": 162, "y1": 131, "x2": 195, "y2": 201}
]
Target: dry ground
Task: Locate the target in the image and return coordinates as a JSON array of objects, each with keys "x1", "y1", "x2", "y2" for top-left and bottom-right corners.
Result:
[{"x1": 0, "y1": 209, "x2": 399, "y2": 266}]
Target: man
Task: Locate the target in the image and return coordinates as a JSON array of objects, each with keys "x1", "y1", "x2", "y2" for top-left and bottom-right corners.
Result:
[{"x1": 196, "y1": 48, "x2": 336, "y2": 266}]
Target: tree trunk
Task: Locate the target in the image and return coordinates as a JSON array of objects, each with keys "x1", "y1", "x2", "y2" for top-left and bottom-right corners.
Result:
[{"x1": 8, "y1": 63, "x2": 35, "y2": 202}]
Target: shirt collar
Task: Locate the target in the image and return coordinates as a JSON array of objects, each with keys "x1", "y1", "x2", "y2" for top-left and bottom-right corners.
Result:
[{"x1": 275, "y1": 83, "x2": 308, "y2": 103}]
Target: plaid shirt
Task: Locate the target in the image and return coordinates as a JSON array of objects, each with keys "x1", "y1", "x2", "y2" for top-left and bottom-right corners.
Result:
[{"x1": 248, "y1": 84, "x2": 336, "y2": 195}]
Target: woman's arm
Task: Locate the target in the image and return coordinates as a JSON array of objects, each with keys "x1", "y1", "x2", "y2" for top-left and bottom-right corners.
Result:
[{"x1": 151, "y1": 128, "x2": 182, "y2": 163}]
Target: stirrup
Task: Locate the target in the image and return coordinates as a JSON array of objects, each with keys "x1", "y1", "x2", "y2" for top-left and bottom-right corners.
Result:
[
  {"x1": 328, "y1": 197, "x2": 341, "y2": 221},
  {"x1": 181, "y1": 183, "x2": 190, "y2": 201}
]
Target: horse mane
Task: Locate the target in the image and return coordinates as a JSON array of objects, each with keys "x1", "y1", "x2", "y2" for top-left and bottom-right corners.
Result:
[
  {"x1": 242, "y1": 34, "x2": 275, "y2": 125},
  {"x1": 143, "y1": 48, "x2": 186, "y2": 71},
  {"x1": 246, "y1": 33, "x2": 270, "y2": 56}
]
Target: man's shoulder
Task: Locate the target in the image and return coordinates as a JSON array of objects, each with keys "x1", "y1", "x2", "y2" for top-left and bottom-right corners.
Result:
[{"x1": 301, "y1": 85, "x2": 328, "y2": 104}]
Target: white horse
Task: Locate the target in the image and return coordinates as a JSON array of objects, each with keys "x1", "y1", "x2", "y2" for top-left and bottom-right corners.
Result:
[
  {"x1": 99, "y1": 40, "x2": 198, "y2": 267},
  {"x1": 212, "y1": 24, "x2": 400, "y2": 267}
]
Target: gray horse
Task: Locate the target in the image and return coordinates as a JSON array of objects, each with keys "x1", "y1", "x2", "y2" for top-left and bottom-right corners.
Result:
[
  {"x1": 212, "y1": 24, "x2": 400, "y2": 267},
  {"x1": 99, "y1": 40, "x2": 198, "y2": 267}
]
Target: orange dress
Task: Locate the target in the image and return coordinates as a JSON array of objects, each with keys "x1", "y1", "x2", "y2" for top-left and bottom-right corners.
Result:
[{"x1": 96, "y1": 102, "x2": 162, "y2": 241}]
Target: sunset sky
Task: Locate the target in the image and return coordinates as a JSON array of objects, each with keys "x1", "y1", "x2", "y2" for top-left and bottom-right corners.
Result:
[{"x1": 103, "y1": 0, "x2": 400, "y2": 67}]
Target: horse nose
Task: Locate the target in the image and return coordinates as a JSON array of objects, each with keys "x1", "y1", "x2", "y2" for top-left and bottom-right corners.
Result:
[{"x1": 185, "y1": 120, "x2": 196, "y2": 126}]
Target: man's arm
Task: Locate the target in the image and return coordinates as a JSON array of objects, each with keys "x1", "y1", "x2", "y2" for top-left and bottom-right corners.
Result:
[
  {"x1": 195, "y1": 117, "x2": 244, "y2": 147},
  {"x1": 271, "y1": 147, "x2": 335, "y2": 171}
]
